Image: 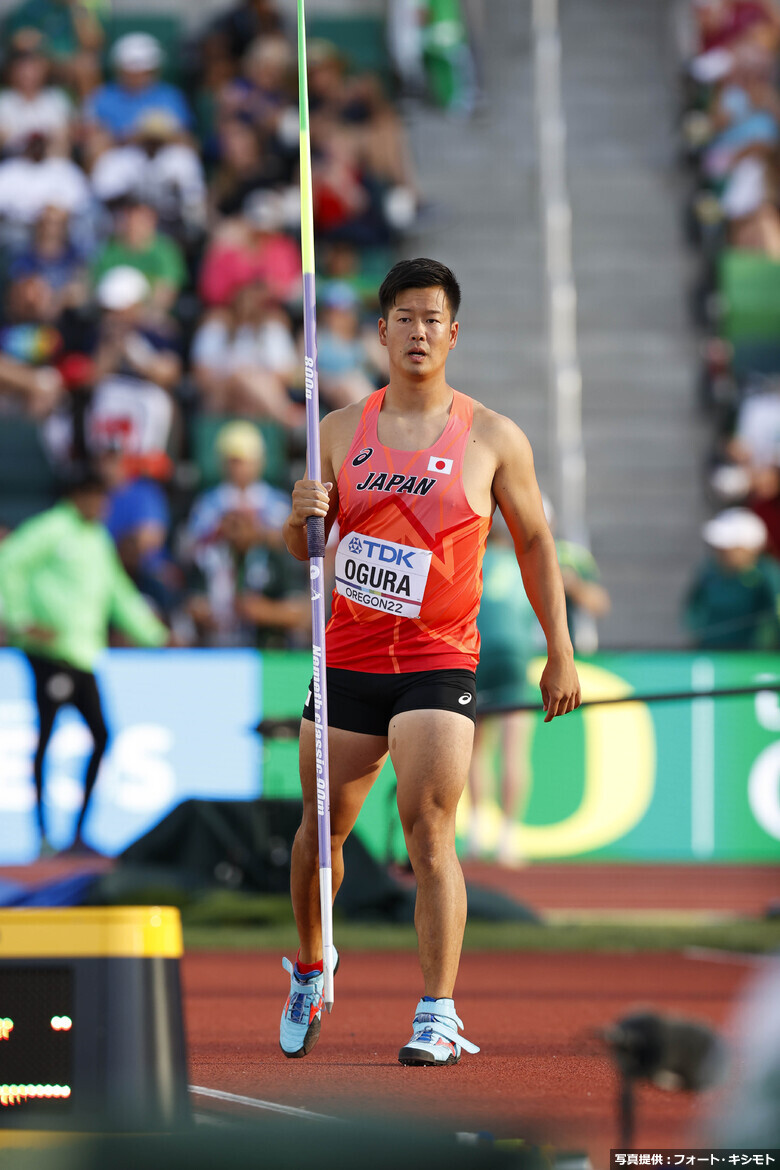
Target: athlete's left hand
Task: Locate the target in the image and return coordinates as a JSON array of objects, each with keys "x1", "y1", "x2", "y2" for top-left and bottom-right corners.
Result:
[{"x1": 539, "y1": 653, "x2": 581, "y2": 723}]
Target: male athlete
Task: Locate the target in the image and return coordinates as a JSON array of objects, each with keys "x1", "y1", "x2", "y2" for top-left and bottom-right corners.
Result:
[{"x1": 280, "y1": 258, "x2": 581, "y2": 1065}]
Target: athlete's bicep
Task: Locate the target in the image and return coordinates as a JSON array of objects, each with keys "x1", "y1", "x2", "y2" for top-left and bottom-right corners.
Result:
[{"x1": 491, "y1": 422, "x2": 549, "y2": 552}]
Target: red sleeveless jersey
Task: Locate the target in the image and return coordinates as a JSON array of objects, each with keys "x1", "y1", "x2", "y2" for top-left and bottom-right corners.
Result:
[{"x1": 326, "y1": 387, "x2": 491, "y2": 674}]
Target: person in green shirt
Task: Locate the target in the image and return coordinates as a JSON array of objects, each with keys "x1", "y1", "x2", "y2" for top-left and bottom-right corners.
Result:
[
  {"x1": 91, "y1": 196, "x2": 186, "y2": 316},
  {"x1": 0, "y1": 472, "x2": 169, "y2": 855},
  {"x1": 684, "y1": 508, "x2": 780, "y2": 649}
]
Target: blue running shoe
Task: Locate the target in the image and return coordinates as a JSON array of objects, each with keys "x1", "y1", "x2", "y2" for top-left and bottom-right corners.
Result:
[
  {"x1": 279, "y1": 948, "x2": 339, "y2": 1058},
  {"x1": 398, "y1": 997, "x2": 480, "y2": 1066}
]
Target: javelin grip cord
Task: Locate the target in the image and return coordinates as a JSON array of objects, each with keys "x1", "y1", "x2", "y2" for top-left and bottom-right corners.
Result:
[{"x1": 306, "y1": 515, "x2": 326, "y2": 559}]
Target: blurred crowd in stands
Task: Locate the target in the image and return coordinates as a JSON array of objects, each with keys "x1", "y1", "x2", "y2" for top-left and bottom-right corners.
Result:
[
  {"x1": 0, "y1": 0, "x2": 473, "y2": 651},
  {"x1": 7, "y1": 0, "x2": 775, "y2": 657},
  {"x1": 680, "y1": 0, "x2": 780, "y2": 648}
]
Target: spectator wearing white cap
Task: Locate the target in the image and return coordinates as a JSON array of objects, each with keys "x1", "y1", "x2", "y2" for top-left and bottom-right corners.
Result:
[
  {"x1": 182, "y1": 420, "x2": 308, "y2": 646},
  {"x1": 87, "y1": 265, "x2": 180, "y2": 456},
  {"x1": 84, "y1": 33, "x2": 191, "y2": 144},
  {"x1": 683, "y1": 508, "x2": 780, "y2": 648}
]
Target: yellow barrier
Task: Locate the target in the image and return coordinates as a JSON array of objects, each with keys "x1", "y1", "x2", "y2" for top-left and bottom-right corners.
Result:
[{"x1": 0, "y1": 907, "x2": 183, "y2": 959}]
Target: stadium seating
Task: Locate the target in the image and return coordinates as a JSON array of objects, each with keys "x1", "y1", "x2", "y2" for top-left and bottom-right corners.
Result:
[{"x1": 0, "y1": 418, "x2": 58, "y2": 529}]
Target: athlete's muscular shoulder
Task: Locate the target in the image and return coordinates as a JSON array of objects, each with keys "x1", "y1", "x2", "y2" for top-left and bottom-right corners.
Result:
[
  {"x1": 465, "y1": 400, "x2": 536, "y2": 512},
  {"x1": 470, "y1": 400, "x2": 532, "y2": 455},
  {"x1": 320, "y1": 397, "x2": 370, "y2": 480}
]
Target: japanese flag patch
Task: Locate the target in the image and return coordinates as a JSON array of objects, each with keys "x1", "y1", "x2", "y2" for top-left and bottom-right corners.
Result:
[{"x1": 427, "y1": 456, "x2": 453, "y2": 475}]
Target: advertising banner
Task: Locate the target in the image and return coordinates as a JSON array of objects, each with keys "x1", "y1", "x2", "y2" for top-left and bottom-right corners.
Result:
[
  {"x1": 0, "y1": 649, "x2": 261, "y2": 862},
  {"x1": 260, "y1": 650, "x2": 780, "y2": 863},
  {"x1": 0, "y1": 648, "x2": 778, "y2": 863}
]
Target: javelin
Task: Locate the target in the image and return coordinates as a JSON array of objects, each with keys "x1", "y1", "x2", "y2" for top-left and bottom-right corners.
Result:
[{"x1": 297, "y1": 0, "x2": 334, "y2": 1013}]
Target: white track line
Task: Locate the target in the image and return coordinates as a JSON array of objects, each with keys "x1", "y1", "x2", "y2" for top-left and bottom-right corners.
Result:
[
  {"x1": 190, "y1": 1083, "x2": 582, "y2": 1160},
  {"x1": 189, "y1": 1084, "x2": 340, "y2": 1123}
]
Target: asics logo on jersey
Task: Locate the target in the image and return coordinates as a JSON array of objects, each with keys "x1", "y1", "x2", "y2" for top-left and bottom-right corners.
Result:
[
  {"x1": 355, "y1": 471, "x2": 437, "y2": 496},
  {"x1": 352, "y1": 447, "x2": 373, "y2": 466},
  {"x1": 458, "y1": 693, "x2": 472, "y2": 705}
]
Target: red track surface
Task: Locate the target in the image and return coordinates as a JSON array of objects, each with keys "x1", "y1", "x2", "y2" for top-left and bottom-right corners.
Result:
[
  {"x1": 2, "y1": 860, "x2": 777, "y2": 914},
  {"x1": 3, "y1": 857, "x2": 774, "y2": 1163},
  {"x1": 184, "y1": 948, "x2": 759, "y2": 1166},
  {"x1": 460, "y1": 862, "x2": 780, "y2": 914}
]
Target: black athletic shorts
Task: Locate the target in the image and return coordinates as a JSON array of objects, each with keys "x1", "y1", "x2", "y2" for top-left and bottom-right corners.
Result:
[
  {"x1": 301, "y1": 667, "x2": 477, "y2": 737},
  {"x1": 27, "y1": 654, "x2": 102, "y2": 713}
]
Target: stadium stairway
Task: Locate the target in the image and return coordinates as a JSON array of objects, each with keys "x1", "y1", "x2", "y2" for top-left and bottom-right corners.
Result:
[
  {"x1": 405, "y1": 0, "x2": 709, "y2": 648},
  {"x1": 404, "y1": 1, "x2": 549, "y2": 483}
]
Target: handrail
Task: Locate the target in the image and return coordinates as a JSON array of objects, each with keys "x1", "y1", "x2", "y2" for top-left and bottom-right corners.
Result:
[{"x1": 533, "y1": 0, "x2": 589, "y2": 549}]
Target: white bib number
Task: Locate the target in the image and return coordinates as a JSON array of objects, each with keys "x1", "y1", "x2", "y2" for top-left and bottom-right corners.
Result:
[{"x1": 335, "y1": 531, "x2": 432, "y2": 618}]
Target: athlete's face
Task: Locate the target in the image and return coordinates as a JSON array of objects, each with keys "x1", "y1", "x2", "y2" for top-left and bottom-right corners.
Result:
[{"x1": 378, "y1": 286, "x2": 458, "y2": 378}]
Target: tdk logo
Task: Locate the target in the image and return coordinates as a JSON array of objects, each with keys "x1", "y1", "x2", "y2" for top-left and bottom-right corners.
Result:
[{"x1": 360, "y1": 538, "x2": 416, "y2": 568}]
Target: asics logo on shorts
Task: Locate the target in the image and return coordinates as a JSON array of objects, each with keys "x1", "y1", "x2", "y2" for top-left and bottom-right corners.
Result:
[{"x1": 458, "y1": 693, "x2": 472, "y2": 705}]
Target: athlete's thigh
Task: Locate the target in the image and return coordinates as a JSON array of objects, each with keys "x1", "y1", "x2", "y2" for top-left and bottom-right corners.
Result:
[
  {"x1": 389, "y1": 709, "x2": 475, "y2": 825},
  {"x1": 299, "y1": 719, "x2": 388, "y2": 839}
]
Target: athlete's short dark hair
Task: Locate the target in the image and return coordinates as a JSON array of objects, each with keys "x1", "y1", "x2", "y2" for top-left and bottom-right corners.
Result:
[{"x1": 378, "y1": 258, "x2": 461, "y2": 320}]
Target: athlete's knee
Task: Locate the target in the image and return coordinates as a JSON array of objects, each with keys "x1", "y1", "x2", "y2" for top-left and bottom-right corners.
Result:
[{"x1": 402, "y1": 811, "x2": 456, "y2": 876}]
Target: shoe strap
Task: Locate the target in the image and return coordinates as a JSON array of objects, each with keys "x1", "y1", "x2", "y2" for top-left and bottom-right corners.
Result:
[
  {"x1": 413, "y1": 1000, "x2": 480, "y2": 1054},
  {"x1": 282, "y1": 955, "x2": 322, "y2": 990}
]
